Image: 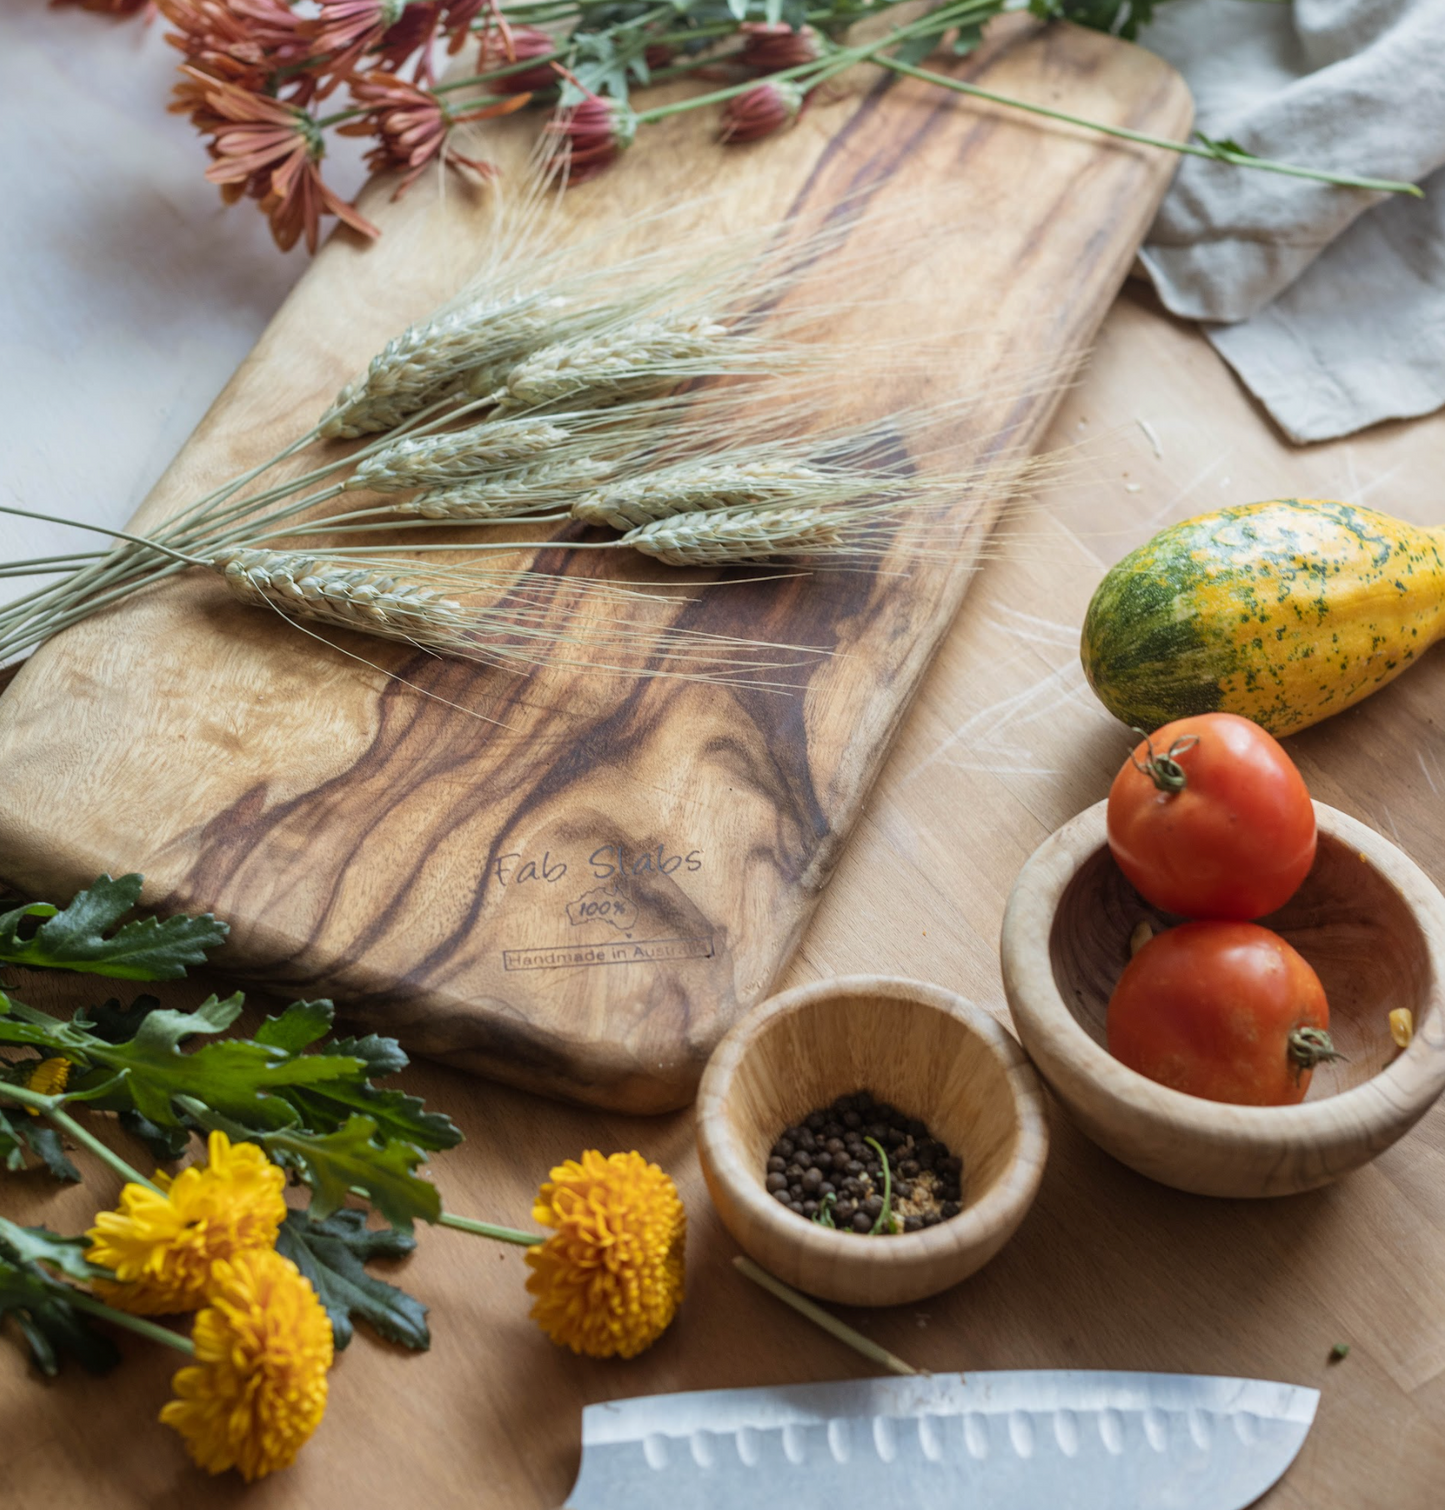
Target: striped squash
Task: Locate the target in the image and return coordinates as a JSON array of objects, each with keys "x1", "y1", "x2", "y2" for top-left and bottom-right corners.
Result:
[{"x1": 1080, "y1": 499, "x2": 1445, "y2": 736}]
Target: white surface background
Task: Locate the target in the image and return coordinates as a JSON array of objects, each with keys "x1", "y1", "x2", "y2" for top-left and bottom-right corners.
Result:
[{"x1": 0, "y1": 5, "x2": 366, "y2": 617}]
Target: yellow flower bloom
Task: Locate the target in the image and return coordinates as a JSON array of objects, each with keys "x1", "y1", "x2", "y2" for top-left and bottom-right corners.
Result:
[
  {"x1": 86, "y1": 1130, "x2": 287, "y2": 1314},
  {"x1": 23, "y1": 1056, "x2": 71, "y2": 1111},
  {"x1": 525, "y1": 1149, "x2": 686, "y2": 1359},
  {"x1": 160, "y1": 1247, "x2": 333, "y2": 1481}
]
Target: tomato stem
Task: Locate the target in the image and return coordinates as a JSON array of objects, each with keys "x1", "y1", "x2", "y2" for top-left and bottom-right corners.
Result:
[
  {"x1": 1130, "y1": 728, "x2": 1200, "y2": 794},
  {"x1": 1288, "y1": 1026, "x2": 1344, "y2": 1081}
]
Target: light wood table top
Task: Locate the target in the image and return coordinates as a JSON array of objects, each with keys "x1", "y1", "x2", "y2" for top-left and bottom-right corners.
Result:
[{"x1": 3, "y1": 281, "x2": 1444, "y2": 1509}]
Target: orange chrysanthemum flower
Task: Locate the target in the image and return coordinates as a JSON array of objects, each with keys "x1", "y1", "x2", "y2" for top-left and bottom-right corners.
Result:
[
  {"x1": 525, "y1": 1150, "x2": 686, "y2": 1359},
  {"x1": 85, "y1": 1130, "x2": 287, "y2": 1314},
  {"x1": 160, "y1": 1248, "x2": 333, "y2": 1481},
  {"x1": 340, "y1": 73, "x2": 527, "y2": 197},
  {"x1": 184, "y1": 71, "x2": 379, "y2": 252}
]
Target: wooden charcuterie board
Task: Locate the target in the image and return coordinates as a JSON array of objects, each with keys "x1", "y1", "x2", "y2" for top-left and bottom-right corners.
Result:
[{"x1": 0, "y1": 20, "x2": 1189, "y2": 1110}]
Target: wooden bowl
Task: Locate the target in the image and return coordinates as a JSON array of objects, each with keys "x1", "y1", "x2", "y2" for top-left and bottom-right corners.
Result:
[
  {"x1": 695, "y1": 975, "x2": 1049, "y2": 1306},
  {"x1": 1002, "y1": 800, "x2": 1445, "y2": 1198}
]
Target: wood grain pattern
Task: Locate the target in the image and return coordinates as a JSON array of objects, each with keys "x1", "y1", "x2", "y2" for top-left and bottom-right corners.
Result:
[
  {"x1": 1002, "y1": 800, "x2": 1445, "y2": 1197},
  {"x1": 0, "y1": 21, "x2": 1190, "y2": 1111},
  {"x1": 695, "y1": 975, "x2": 1048, "y2": 1305},
  {"x1": 7, "y1": 284, "x2": 1445, "y2": 1510}
]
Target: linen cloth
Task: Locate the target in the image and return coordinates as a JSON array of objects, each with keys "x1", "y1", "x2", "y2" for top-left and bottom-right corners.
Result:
[{"x1": 1138, "y1": 0, "x2": 1445, "y2": 443}]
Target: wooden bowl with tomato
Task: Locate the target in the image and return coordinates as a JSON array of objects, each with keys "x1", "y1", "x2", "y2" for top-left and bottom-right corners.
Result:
[{"x1": 1001, "y1": 718, "x2": 1445, "y2": 1198}]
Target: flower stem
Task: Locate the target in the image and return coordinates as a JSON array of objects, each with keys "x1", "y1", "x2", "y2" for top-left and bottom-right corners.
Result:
[
  {"x1": 0, "y1": 1084, "x2": 162, "y2": 1194},
  {"x1": 437, "y1": 1210, "x2": 545, "y2": 1245},
  {"x1": 875, "y1": 54, "x2": 1423, "y2": 198},
  {"x1": 732, "y1": 1256, "x2": 923, "y2": 1376},
  {"x1": 65, "y1": 1290, "x2": 196, "y2": 1355}
]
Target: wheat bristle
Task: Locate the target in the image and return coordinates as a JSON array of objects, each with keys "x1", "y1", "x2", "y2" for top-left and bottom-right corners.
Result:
[
  {"x1": 571, "y1": 459, "x2": 830, "y2": 530},
  {"x1": 621, "y1": 506, "x2": 847, "y2": 566}
]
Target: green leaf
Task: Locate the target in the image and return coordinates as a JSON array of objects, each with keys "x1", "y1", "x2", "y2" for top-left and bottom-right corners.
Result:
[
  {"x1": 18, "y1": 1122, "x2": 82, "y2": 1183},
  {"x1": 891, "y1": 31, "x2": 941, "y2": 66},
  {"x1": 256, "y1": 1000, "x2": 336, "y2": 1054},
  {"x1": 0, "y1": 875, "x2": 227, "y2": 981},
  {"x1": 4, "y1": 1281, "x2": 120, "y2": 1377},
  {"x1": 128, "y1": 992, "x2": 246, "y2": 1053},
  {"x1": 325, "y1": 1034, "x2": 409, "y2": 1078},
  {"x1": 82, "y1": 994, "x2": 162, "y2": 1044},
  {"x1": 285, "y1": 1082, "x2": 462, "y2": 1153},
  {"x1": 0, "y1": 1225, "x2": 119, "y2": 1377},
  {"x1": 268, "y1": 1117, "x2": 441, "y2": 1233},
  {"x1": 0, "y1": 1218, "x2": 107, "y2": 1283},
  {"x1": 1194, "y1": 130, "x2": 1256, "y2": 162},
  {"x1": 118, "y1": 1109, "x2": 192, "y2": 1164},
  {"x1": 275, "y1": 1209, "x2": 428, "y2": 1352}
]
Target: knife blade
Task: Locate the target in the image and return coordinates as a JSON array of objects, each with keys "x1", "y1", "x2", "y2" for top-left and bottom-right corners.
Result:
[{"x1": 565, "y1": 1370, "x2": 1318, "y2": 1510}]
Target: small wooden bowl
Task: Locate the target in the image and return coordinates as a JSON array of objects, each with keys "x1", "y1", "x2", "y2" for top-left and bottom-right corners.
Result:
[
  {"x1": 1002, "y1": 800, "x2": 1445, "y2": 1198},
  {"x1": 695, "y1": 976, "x2": 1048, "y2": 1306}
]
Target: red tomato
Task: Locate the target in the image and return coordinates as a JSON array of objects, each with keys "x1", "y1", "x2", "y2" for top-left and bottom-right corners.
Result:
[
  {"x1": 1107, "y1": 712, "x2": 1315, "y2": 920},
  {"x1": 1107, "y1": 921, "x2": 1337, "y2": 1106}
]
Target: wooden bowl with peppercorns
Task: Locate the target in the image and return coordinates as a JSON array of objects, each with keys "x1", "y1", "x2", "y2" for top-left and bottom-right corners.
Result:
[
  {"x1": 1001, "y1": 800, "x2": 1445, "y2": 1198},
  {"x1": 695, "y1": 975, "x2": 1049, "y2": 1307}
]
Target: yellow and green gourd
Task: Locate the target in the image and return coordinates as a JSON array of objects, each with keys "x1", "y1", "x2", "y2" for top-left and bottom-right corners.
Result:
[{"x1": 1081, "y1": 499, "x2": 1445, "y2": 736}]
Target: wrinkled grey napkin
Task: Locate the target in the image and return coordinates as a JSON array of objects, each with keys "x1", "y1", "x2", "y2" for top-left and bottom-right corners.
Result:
[{"x1": 1137, "y1": 0, "x2": 1445, "y2": 443}]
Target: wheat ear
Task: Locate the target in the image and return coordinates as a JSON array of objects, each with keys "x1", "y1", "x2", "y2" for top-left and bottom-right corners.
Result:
[
  {"x1": 570, "y1": 459, "x2": 835, "y2": 530},
  {"x1": 620, "y1": 506, "x2": 848, "y2": 566},
  {"x1": 393, "y1": 458, "x2": 612, "y2": 519},
  {"x1": 492, "y1": 318, "x2": 733, "y2": 413},
  {"x1": 348, "y1": 418, "x2": 573, "y2": 493},
  {"x1": 215, "y1": 549, "x2": 466, "y2": 641}
]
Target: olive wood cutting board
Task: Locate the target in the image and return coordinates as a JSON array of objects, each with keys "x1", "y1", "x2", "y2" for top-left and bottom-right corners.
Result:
[{"x1": 0, "y1": 20, "x2": 1190, "y2": 1110}]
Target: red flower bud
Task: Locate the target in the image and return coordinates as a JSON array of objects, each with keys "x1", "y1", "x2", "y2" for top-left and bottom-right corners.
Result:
[
  {"x1": 546, "y1": 96, "x2": 636, "y2": 184},
  {"x1": 480, "y1": 24, "x2": 559, "y2": 93},
  {"x1": 719, "y1": 79, "x2": 805, "y2": 144},
  {"x1": 737, "y1": 22, "x2": 820, "y2": 72}
]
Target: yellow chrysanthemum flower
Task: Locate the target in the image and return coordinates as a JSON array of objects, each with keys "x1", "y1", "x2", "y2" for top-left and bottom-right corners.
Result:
[
  {"x1": 23, "y1": 1056, "x2": 71, "y2": 1112},
  {"x1": 85, "y1": 1130, "x2": 287, "y2": 1314},
  {"x1": 525, "y1": 1149, "x2": 686, "y2": 1359},
  {"x1": 160, "y1": 1247, "x2": 333, "y2": 1482}
]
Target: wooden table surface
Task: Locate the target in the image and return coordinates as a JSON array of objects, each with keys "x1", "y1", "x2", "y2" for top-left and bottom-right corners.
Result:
[{"x1": 4, "y1": 290, "x2": 1445, "y2": 1509}]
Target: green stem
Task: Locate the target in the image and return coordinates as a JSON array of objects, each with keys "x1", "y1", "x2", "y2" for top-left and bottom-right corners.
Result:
[
  {"x1": 732, "y1": 1255, "x2": 923, "y2": 1375},
  {"x1": 0, "y1": 506, "x2": 208, "y2": 567},
  {"x1": 437, "y1": 1210, "x2": 545, "y2": 1245},
  {"x1": 876, "y1": 54, "x2": 1424, "y2": 198},
  {"x1": 864, "y1": 1135, "x2": 895, "y2": 1235},
  {"x1": 65, "y1": 1290, "x2": 196, "y2": 1355},
  {"x1": 0, "y1": 1084, "x2": 163, "y2": 1194}
]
